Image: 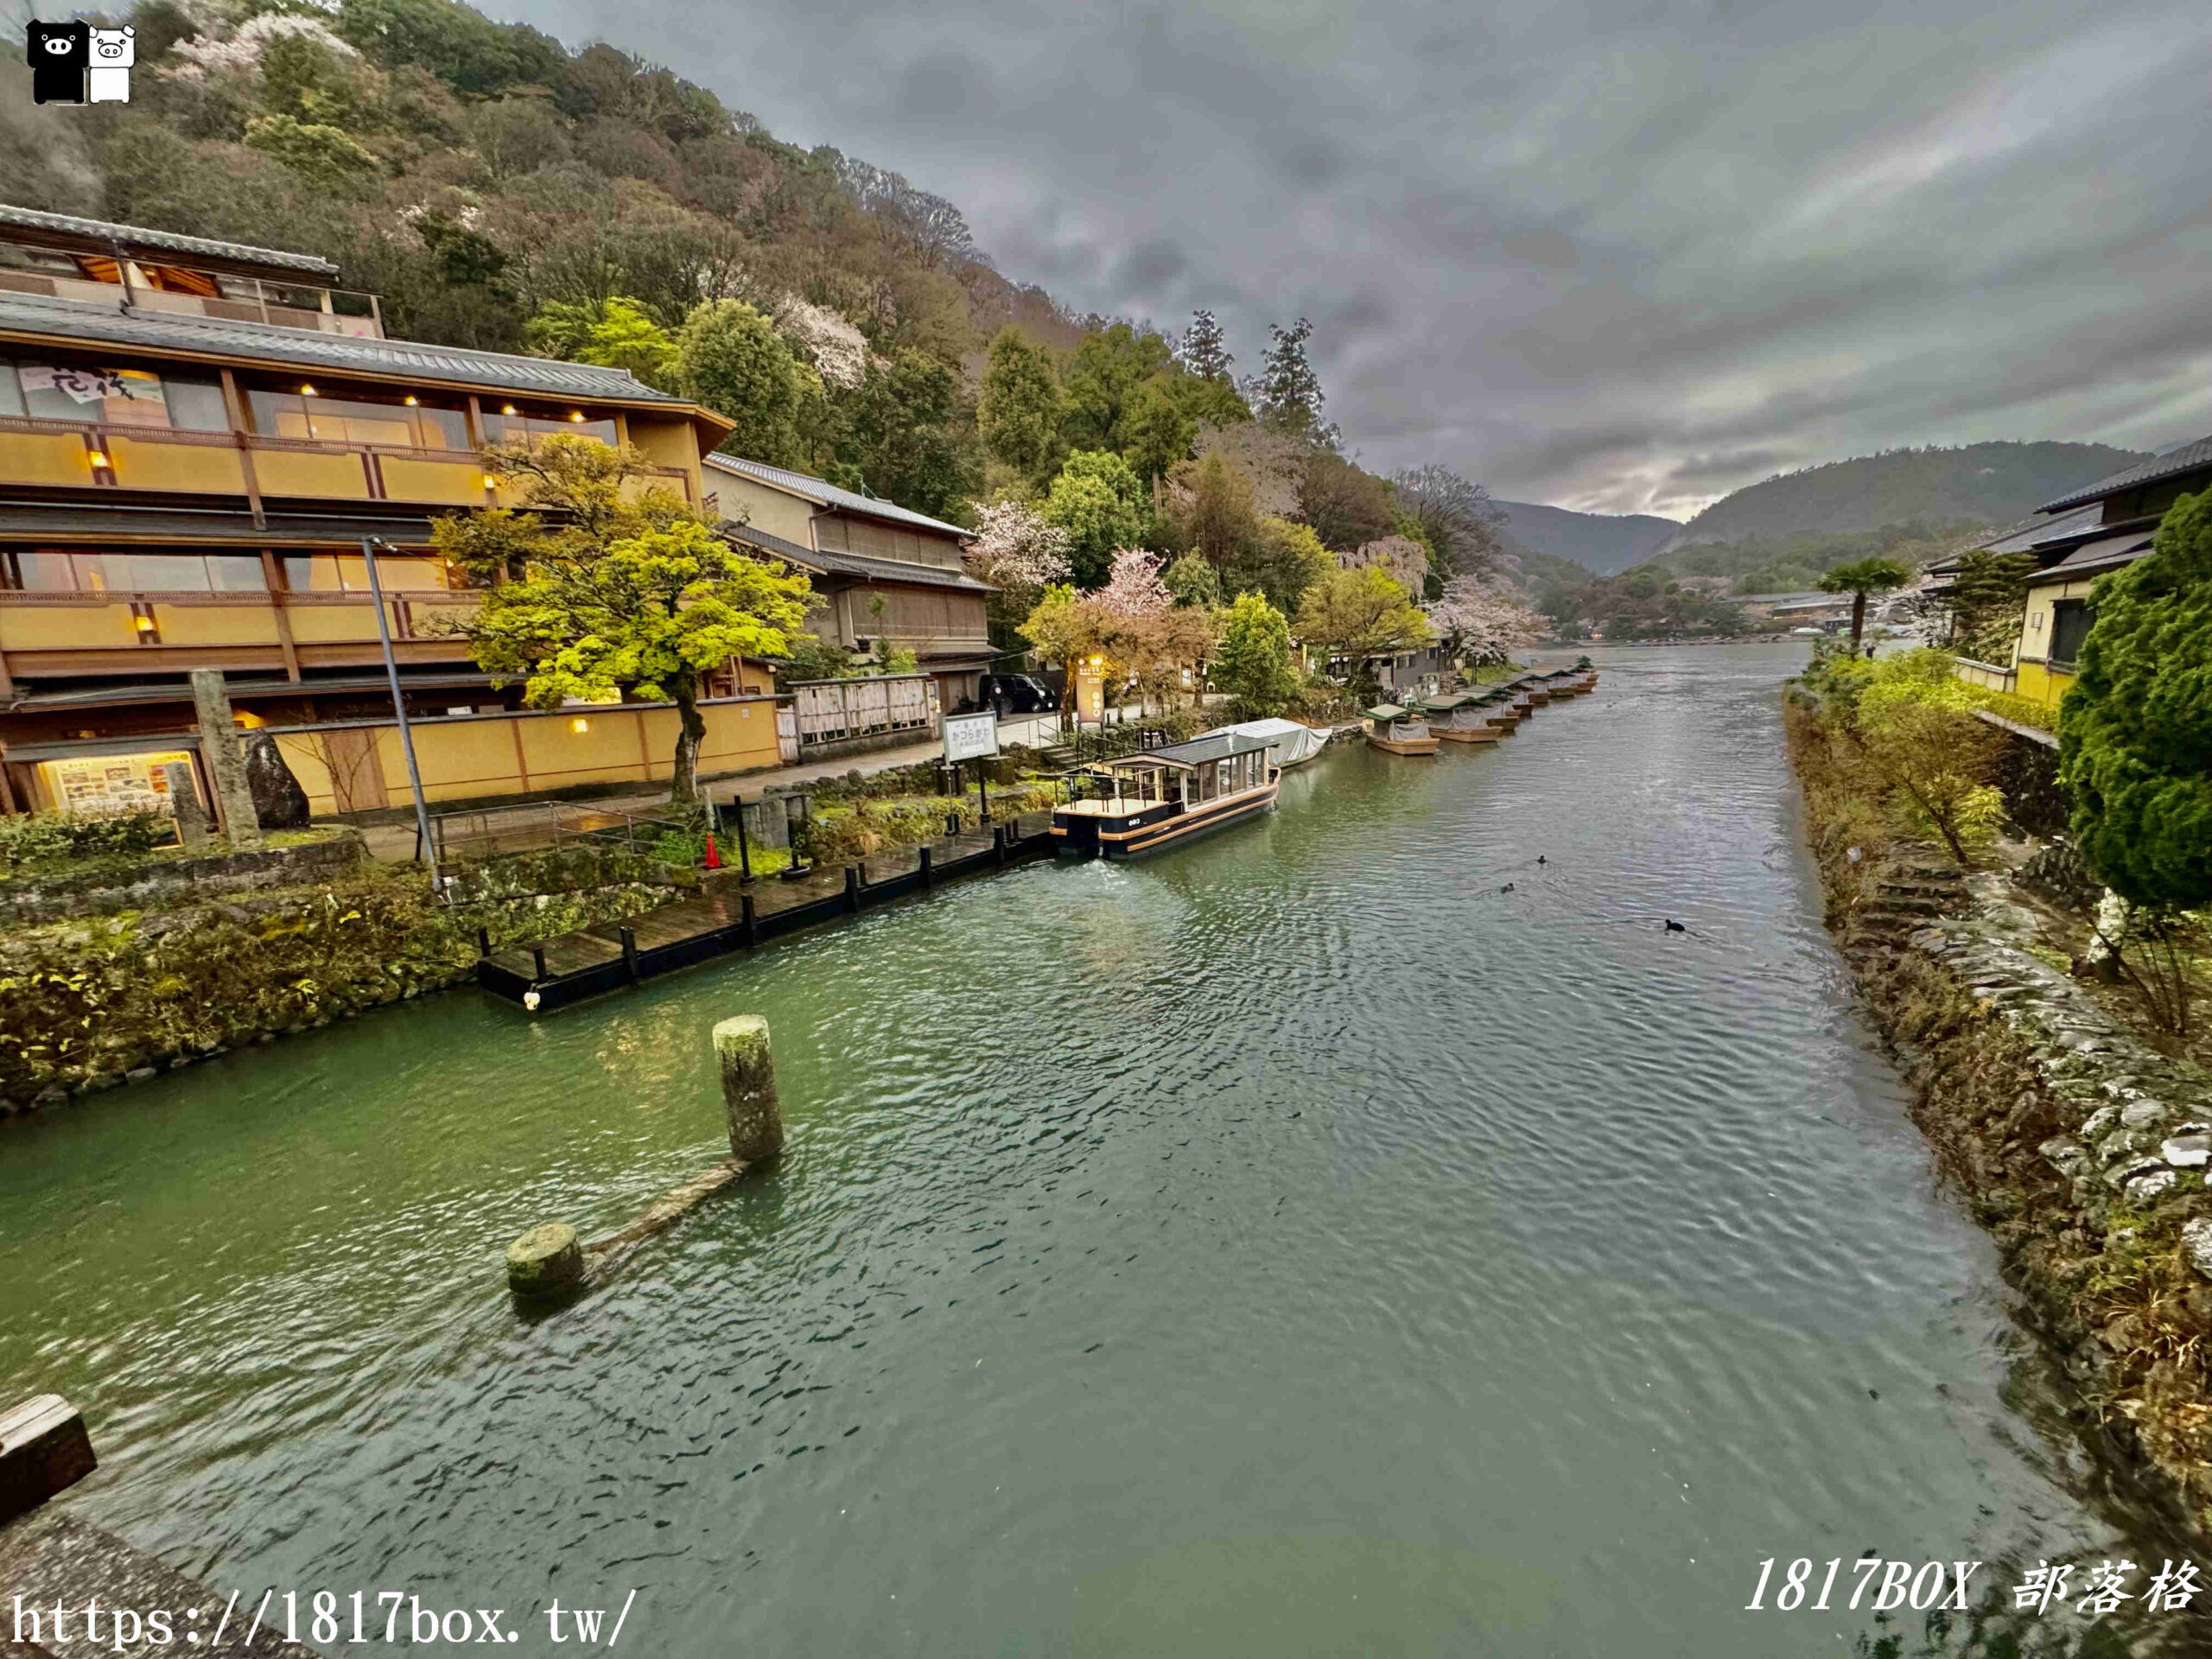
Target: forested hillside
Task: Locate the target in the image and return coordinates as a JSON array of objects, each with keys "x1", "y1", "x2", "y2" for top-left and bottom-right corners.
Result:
[
  {"x1": 1656, "y1": 441, "x2": 2147, "y2": 552},
  {"x1": 1491, "y1": 500, "x2": 1677, "y2": 575},
  {"x1": 0, "y1": 0, "x2": 1541, "y2": 690}
]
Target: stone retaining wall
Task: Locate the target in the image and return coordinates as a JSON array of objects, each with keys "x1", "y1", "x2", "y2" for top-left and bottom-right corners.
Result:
[
  {"x1": 1810, "y1": 816, "x2": 2212, "y2": 1533},
  {"x1": 0, "y1": 832, "x2": 365, "y2": 923}
]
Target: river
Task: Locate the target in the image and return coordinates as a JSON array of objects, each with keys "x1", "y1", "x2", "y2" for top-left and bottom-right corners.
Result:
[{"x1": 0, "y1": 644, "x2": 2190, "y2": 1655}]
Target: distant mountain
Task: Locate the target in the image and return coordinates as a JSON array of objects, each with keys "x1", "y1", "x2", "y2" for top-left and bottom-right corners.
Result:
[
  {"x1": 1492, "y1": 500, "x2": 1681, "y2": 576},
  {"x1": 1654, "y1": 441, "x2": 2151, "y2": 555}
]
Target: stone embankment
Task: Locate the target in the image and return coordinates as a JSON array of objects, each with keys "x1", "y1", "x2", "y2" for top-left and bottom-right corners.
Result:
[{"x1": 1814, "y1": 826, "x2": 2212, "y2": 1529}]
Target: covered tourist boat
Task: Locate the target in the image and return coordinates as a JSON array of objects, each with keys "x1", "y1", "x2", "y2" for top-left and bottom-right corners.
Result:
[
  {"x1": 1198, "y1": 716, "x2": 1332, "y2": 769},
  {"x1": 1472, "y1": 689, "x2": 1521, "y2": 732},
  {"x1": 1364, "y1": 703, "x2": 1439, "y2": 755},
  {"x1": 1415, "y1": 690, "x2": 1502, "y2": 745},
  {"x1": 1052, "y1": 730, "x2": 1281, "y2": 859}
]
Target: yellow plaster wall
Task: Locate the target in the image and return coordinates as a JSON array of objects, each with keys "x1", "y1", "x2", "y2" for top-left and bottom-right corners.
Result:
[
  {"x1": 379, "y1": 454, "x2": 486, "y2": 505},
  {"x1": 106, "y1": 435, "x2": 245, "y2": 494},
  {"x1": 0, "y1": 429, "x2": 94, "y2": 486},
  {"x1": 0, "y1": 604, "x2": 137, "y2": 649},
  {"x1": 252, "y1": 448, "x2": 371, "y2": 499},
  {"x1": 704, "y1": 471, "x2": 817, "y2": 545}
]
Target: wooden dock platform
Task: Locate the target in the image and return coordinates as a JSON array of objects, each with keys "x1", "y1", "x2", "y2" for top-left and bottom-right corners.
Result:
[{"x1": 480, "y1": 812, "x2": 1059, "y2": 1012}]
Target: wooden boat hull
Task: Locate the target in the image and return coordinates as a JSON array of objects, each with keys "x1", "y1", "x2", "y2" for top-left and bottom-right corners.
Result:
[
  {"x1": 1367, "y1": 733, "x2": 1440, "y2": 755},
  {"x1": 1052, "y1": 781, "x2": 1280, "y2": 860},
  {"x1": 1434, "y1": 725, "x2": 1501, "y2": 744}
]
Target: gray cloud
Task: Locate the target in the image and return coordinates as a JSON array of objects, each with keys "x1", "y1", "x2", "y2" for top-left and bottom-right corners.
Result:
[{"x1": 511, "y1": 0, "x2": 2212, "y2": 517}]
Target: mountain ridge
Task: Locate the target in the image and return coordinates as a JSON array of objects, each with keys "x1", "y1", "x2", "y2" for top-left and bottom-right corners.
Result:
[
  {"x1": 1650, "y1": 441, "x2": 2152, "y2": 556},
  {"x1": 1491, "y1": 499, "x2": 1680, "y2": 576}
]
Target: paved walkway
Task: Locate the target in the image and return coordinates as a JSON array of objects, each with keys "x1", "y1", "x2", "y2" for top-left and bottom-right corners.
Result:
[{"x1": 351, "y1": 702, "x2": 1205, "y2": 864}]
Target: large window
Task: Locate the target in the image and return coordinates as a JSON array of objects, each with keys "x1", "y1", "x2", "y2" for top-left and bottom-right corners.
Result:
[
  {"x1": 480, "y1": 407, "x2": 618, "y2": 447},
  {"x1": 2050, "y1": 599, "x2": 2095, "y2": 667},
  {"x1": 0, "y1": 359, "x2": 229, "y2": 431},
  {"x1": 249, "y1": 389, "x2": 467, "y2": 449},
  {"x1": 279, "y1": 553, "x2": 451, "y2": 593},
  {"x1": 1, "y1": 550, "x2": 268, "y2": 592}
]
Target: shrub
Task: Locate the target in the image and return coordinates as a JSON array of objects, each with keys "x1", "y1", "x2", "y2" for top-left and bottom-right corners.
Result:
[{"x1": 0, "y1": 810, "x2": 175, "y2": 874}]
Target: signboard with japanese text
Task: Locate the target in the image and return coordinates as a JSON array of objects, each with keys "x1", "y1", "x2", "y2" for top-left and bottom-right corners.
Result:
[{"x1": 942, "y1": 711, "x2": 1000, "y2": 763}]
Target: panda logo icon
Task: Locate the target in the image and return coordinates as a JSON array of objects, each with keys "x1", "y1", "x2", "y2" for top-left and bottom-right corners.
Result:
[
  {"x1": 87, "y1": 25, "x2": 134, "y2": 103},
  {"x1": 26, "y1": 19, "x2": 90, "y2": 105}
]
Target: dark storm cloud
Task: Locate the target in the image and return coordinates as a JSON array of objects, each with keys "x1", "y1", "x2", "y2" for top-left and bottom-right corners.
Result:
[{"x1": 506, "y1": 0, "x2": 2212, "y2": 516}]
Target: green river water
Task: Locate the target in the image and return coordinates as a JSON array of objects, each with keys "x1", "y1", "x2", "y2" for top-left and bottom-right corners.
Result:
[{"x1": 0, "y1": 644, "x2": 2196, "y2": 1656}]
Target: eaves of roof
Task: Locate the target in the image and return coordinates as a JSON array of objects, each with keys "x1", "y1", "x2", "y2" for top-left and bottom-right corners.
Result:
[
  {"x1": 0, "y1": 291, "x2": 722, "y2": 418},
  {"x1": 2040, "y1": 435, "x2": 2212, "y2": 512},
  {"x1": 0, "y1": 203, "x2": 340, "y2": 276},
  {"x1": 702, "y1": 452, "x2": 971, "y2": 539}
]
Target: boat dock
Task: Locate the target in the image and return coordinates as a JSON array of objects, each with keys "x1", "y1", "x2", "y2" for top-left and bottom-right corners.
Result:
[{"x1": 479, "y1": 810, "x2": 1059, "y2": 1013}]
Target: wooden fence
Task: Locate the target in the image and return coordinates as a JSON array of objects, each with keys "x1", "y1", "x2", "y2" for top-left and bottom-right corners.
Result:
[{"x1": 791, "y1": 674, "x2": 939, "y2": 747}]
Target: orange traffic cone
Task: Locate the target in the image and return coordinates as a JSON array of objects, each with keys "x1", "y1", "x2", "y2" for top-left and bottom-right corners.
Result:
[{"x1": 702, "y1": 832, "x2": 722, "y2": 870}]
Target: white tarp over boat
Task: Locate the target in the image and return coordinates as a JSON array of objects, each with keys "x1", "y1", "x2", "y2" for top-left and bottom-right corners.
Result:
[{"x1": 1199, "y1": 717, "x2": 1331, "y2": 768}]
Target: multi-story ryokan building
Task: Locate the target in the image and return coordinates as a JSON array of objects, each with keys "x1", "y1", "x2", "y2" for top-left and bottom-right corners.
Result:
[
  {"x1": 0, "y1": 204, "x2": 765, "y2": 817},
  {"x1": 1942, "y1": 434, "x2": 2212, "y2": 710},
  {"x1": 702, "y1": 453, "x2": 996, "y2": 712}
]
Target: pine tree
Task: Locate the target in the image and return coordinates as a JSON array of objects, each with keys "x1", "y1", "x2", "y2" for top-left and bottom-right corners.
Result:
[
  {"x1": 1246, "y1": 318, "x2": 1333, "y2": 443},
  {"x1": 1179, "y1": 309, "x2": 1233, "y2": 383}
]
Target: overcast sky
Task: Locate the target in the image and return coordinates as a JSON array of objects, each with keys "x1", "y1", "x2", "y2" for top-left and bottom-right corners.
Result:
[{"x1": 505, "y1": 0, "x2": 2212, "y2": 519}]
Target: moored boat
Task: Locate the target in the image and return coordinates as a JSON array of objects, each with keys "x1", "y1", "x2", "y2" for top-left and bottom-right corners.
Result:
[
  {"x1": 1472, "y1": 688, "x2": 1521, "y2": 732},
  {"x1": 1052, "y1": 730, "x2": 1281, "y2": 859},
  {"x1": 1416, "y1": 690, "x2": 1503, "y2": 745},
  {"x1": 1364, "y1": 703, "x2": 1439, "y2": 755},
  {"x1": 1198, "y1": 715, "x2": 1332, "y2": 769}
]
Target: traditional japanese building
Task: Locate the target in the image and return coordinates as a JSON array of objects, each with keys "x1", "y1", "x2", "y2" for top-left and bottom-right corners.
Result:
[
  {"x1": 1940, "y1": 434, "x2": 2212, "y2": 709},
  {"x1": 702, "y1": 453, "x2": 998, "y2": 709},
  {"x1": 0, "y1": 205, "x2": 748, "y2": 814}
]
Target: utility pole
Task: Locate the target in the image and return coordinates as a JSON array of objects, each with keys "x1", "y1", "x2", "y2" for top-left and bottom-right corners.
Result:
[{"x1": 359, "y1": 537, "x2": 442, "y2": 896}]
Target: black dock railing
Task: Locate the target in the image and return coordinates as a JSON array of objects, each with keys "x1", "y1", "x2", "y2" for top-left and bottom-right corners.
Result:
[{"x1": 479, "y1": 810, "x2": 1060, "y2": 1013}]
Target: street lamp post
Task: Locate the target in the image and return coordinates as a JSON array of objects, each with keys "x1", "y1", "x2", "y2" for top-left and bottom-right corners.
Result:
[{"x1": 359, "y1": 536, "x2": 442, "y2": 896}]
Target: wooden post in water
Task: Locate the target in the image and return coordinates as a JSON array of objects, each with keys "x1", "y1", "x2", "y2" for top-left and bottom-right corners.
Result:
[
  {"x1": 714, "y1": 1014, "x2": 783, "y2": 1163},
  {"x1": 505, "y1": 1222, "x2": 583, "y2": 1300},
  {"x1": 843, "y1": 863, "x2": 861, "y2": 912},
  {"x1": 741, "y1": 890, "x2": 758, "y2": 946},
  {"x1": 620, "y1": 925, "x2": 639, "y2": 984},
  {"x1": 0, "y1": 1394, "x2": 96, "y2": 1526},
  {"x1": 918, "y1": 843, "x2": 932, "y2": 890}
]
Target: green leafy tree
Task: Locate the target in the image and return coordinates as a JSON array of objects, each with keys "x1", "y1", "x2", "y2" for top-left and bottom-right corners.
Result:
[
  {"x1": 1212, "y1": 590, "x2": 1297, "y2": 716},
  {"x1": 1162, "y1": 552, "x2": 1221, "y2": 609},
  {"x1": 1297, "y1": 451, "x2": 1397, "y2": 551},
  {"x1": 977, "y1": 327, "x2": 1064, "y2": 484},
  {"x1": 1816, "y1": 556, "x2": 1911, "y2": 651},
  {"x1": 838, "y1": 349, "x2": 973, "y2": 520},
  {"x1": 1243, "y1": 518, "x2": 1332, "y2": 617},
  {"x1": 1942, "y1": 547, "x2": 2038, "y2": 662},
  {"x1": 1178, "y1": 309, "x2": 1233, "y2": 381},
  {"x1": 1042, "y1": 450, "x2": 1150, "y2": 588},
  {"x1": 242, "y1": 114, "x2": 382, "y2": 191},
  {"x1": 1119, "y1": 375, "x2": 1198, "y2": 486},
  {"x1": 1295, "y1": 566, "x2": 1431, "y2": 670},
  {"x1": 677, "y1": 300, "x2": 805, "y2": 466},
  {"x1": 434, "y1": 436, "x2": 812, "y2": 800},
  {"x1": 2060, "y1": 489, "x2": 2212, "y2": 913},
  {"x1": 525, "y1": 295, "x2": 677, "y2": 386},
  {"x1": 1060, "y1": 322, "x2": 1174, "y2": 452}
]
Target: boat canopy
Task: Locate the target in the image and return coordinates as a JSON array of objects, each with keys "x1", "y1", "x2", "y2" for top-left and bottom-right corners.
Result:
[
  {"x1": 1198, "y1": 717, "x2": 1329, "y2": 765},
  {"x1": 1365, "y1": 703, "x2": 1411, "y2": 721},
  {"x1": 1415, "y1": 690, "x2": 1477, "y2": 711},
  {"x1": 1102, "y1": 729, "x2": 1277, "y2": 772}
]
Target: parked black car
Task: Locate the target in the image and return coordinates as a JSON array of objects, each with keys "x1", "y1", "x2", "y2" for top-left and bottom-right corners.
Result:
[{"x1": 976, "y1": 673, "x2": 1058, "y2": 714}]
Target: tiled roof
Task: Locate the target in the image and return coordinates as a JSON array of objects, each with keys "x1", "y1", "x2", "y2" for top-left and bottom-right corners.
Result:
[
  {"x1": 703, "y1": 452, "x2": 970, "y2": 538},
  {"x1": 2040, "y1": 435, "x2": 2212, "y2": 512},
  {"x1": 0, "y1": 203, "x2": 341, "y2": 276},
  {"x1": 1962, "y1": 502, "x2": 2106, "y2": 560},
  {"x1": 0, "y1": 291, "x2": 697, "y2": 406},
  {"x1": 721, "y1": 515, "x2": 992, "y2": 593}
]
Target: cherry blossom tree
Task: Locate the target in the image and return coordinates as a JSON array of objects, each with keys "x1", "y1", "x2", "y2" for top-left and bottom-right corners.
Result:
[
  {"x1": 965, "y1": 500, "x2": 1073, "y2": 591},
  {"x1": 1428, "y1": 576, "x2": 1548, "y2": 667}
]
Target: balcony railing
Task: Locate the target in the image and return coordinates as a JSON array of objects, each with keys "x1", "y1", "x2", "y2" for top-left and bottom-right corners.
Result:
[
  {"x1": 0, "y1": 414, "x2": 697, "y2": 510},
  {"x1": 0, "y1": 264, "x2": 383, "y2": 339}
]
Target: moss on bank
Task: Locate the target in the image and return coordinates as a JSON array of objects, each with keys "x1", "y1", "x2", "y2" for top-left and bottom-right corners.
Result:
[
  {"x1": 1788, "y1": 688, "x2": 2212, "y2": 1534},
  {"x1": 0, "y1": 851, "x2": 688, "y2": 1113}
]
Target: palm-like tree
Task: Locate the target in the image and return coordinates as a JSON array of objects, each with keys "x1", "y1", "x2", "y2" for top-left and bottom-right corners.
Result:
[{"x1": 1818, "y1": 557, "x2": 1910, "y2": 652}]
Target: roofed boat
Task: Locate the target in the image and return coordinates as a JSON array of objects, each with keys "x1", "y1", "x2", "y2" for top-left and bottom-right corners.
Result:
[
  {"x1": 1414, "y1": 690, "x2": 1503, "y2": 745},
  {"x1": 1052, "y1": 730, "x2": 1281, "y2": 859},
  {"x1": 1197, "y1": 716, "x2": 1332, "y2": 768},
  {"x1": 1364, "y1": 703, "x2": 1439, "y2": 755}
]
